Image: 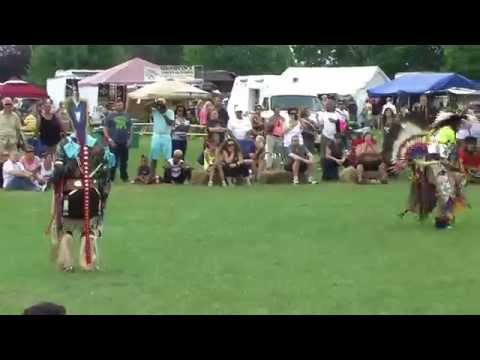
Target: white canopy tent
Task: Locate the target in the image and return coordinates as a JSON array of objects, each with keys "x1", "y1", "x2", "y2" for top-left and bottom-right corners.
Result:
[{"x1": 280, "y1": 66, "x2": 390, "y2": 117}]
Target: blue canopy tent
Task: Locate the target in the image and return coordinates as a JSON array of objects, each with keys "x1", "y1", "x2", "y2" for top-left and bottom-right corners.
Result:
[{"x1": 367, "y1": 73, "x2": 478, "y2": 97}]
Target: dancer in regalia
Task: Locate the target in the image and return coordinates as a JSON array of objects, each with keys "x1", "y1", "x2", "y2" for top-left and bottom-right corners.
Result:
[
  {"x1": 48, "y1": 89, "x2": 115, "y2": 272},
  {"x1": 385, "y1": 112, "x2": 476, "y2": 229}
]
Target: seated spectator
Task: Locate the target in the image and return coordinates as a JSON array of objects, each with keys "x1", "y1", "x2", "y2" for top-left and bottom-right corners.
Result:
[
  {"x1": 23, "y1": 302, "x2": 66, "y2": 315},
  {"x1": 172, "y1": 105, "x2": 191, "y2": 157},
  {"x1": 283, "y1": 108, "x2": 304, "y2": 152},
  {"x1": 323, "y1": 133, "x2": 347, "y2": 181},
  {"x1": 220, "y1": 138, "x2": 251, "y2": 186},
  {"x1": 207, "y1": 109, "x2": 227, "y2": 147},
  {"x1": 2, "y1": 151, "x2": 43, "y2": 191},
  {"x1": 284, "y1": 135, "x2": 318, "y2": 185},
  {"x1": 164, "y1": 150, "x2": 192, "y2": 185},
  {"x1": 204, "y1": 141, "x2": 227, "y2": 187},
  {"x1": 459, "y1": 136, "x2": 480, "y2": 181},
  {"x1": 0, "y1": 151, "x2": 9, "y2": 188},
  {"x1": 40, "y1": 153, "x2": 54, "y2": 187},
  {"x1": 20, "y1": 145, "x2": 43, "y2": 184},
  {"x1": 251, "y1": 135, "x2": 266, "y2": 181},
  {"x1": 133, "y1": 155, "x2": 155, "y2": 184},
  {"x1": 355, "y1": 132, "x2": 388, "y2": 184}
]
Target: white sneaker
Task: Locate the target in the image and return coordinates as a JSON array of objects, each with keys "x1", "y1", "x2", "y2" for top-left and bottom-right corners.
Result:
[
  {"x1": 222, "y1": 181, "x2": 228, "y2": 187},
  {"x1": 208, "y1": 181, "x2": 213, "y2": 187},
  {"x1": 293, "y1": 177, "x2": 300, "y2": 185},
  {"x1": 308, "y1": 177, "x2": 318, "y2": 185},
  {"x1": 184, "y1": 180, "x2": 190, "y2": 185},
  {"x1": 246, "y1": 178, "x2": 252, "y2": 186}
]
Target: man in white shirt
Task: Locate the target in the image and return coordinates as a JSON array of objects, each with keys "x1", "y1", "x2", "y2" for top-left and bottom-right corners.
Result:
[
  {"x1": 228, "y1": 107, "x2": 252, "y2": 141},
  {"x1": 2, "y1": 151, "x2": 42, "y2": 191},
  {"x1": 382, "y1": 97, "x2": 397, "y2": 115},
  {"x1": 317, "y1": 99, "x2": 341, "y2": 159}
]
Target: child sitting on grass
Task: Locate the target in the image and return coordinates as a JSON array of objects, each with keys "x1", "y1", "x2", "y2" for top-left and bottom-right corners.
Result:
[
  {"x1": 204, "y1": 141, "x2": 227, "y2": 187},
  {"x1": 132, "y1": 155, "x2": 155, "y2": 184},
  {"x1": 164, "y1": 150, "x2": 192, "y2": 185}
]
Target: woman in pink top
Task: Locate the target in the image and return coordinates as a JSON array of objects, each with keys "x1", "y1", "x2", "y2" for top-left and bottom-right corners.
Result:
[{"x1": 199, "y1": 101, "x2": 214, "y2": 126}]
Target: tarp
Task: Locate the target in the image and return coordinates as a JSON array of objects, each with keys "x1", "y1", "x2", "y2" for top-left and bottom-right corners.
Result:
[
  {"x1": 0, "y1": 80, "x2": 47, "y2": 98},
  {"x1": 368, "y1": 73, "x2": 478, "y2": 96},
  {"x1": 78, "y1": 57, "x2": 161, "y2": 87},
  {"x1": 445, "y1": 87, "x2": 480, "y2": 95}
]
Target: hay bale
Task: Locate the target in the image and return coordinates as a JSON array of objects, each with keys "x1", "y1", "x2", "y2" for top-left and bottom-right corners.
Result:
[
  {"x1": 190, "y1": 170, "x2": 223, "y2": 185},
  {"x1": 339, "y1": 166, "x2": 357, "y2": 183},
  {"x1": 257, "y1": 170, "x2": 306, "y2": 184}
]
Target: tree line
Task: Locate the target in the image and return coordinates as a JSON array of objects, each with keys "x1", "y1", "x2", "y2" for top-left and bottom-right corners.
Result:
[{"x1": 1, "y1": 45, "x2": 479, "y2": 85}]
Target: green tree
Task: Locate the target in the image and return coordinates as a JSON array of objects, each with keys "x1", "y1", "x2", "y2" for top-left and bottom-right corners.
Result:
[
  {"x1": 0, "y1": 45, "x2": 32, "y2": 82},
  {"x1": 124, "y1": 45, "x2": 184, "y2": 65},
  {"x1": 27, "y1": 45, "x2": 129, "y2": 85},
  {"x1": 184, "y1": 45, "x2": 293, "y2": 75},
  {"x1": 443, "y1": 45, "x2": 480, "y2": 79},
  {"x1": 292, "y1": 45, "x2": 444, "y2": 78}
]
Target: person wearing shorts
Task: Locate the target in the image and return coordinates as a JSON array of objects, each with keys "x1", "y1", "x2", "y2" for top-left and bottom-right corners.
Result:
[
  {"x1": 284, "y1": 135, "x2": 318, "y2": 185},
  {"x1": 150, "y1": 98, "x2": 174, "y2": 177}
]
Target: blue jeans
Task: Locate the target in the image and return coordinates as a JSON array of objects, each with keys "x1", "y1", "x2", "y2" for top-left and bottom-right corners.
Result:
[{"x1": 5, "y1": 177, "x2": 38, "y2": 191}]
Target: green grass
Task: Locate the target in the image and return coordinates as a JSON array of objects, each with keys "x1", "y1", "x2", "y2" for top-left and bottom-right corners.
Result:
[{"x1": 1, "y1": 137, "x2": 480, "y2": 314}]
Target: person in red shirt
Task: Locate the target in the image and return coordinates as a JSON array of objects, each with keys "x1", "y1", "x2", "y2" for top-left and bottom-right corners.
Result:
[{"x1": 459, "y1": 137, "x2": 480, "y2": 182}]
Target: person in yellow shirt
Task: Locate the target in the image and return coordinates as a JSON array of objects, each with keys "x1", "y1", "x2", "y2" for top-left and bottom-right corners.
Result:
[{"x1": 21, "y1": 113, "x2": 37, "y2": 133}]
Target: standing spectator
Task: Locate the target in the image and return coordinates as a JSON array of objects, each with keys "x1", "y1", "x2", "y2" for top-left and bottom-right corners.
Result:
[
  {"x1": 164, "y1": 149, "x2": 192, "y2": 185},
  {"x1": 250, "y1": 104, "x2": 265, "y2": 138},
  {"x1": 203, "y1": 141, "x2": 227, "y2": 187},
  {"x1": 323, "y1": 133, "x2": 347, "y2": 181},
  {"x1": 103, "y1": 100, "x2": 133, "y2": 183},
  {"x1": 36, "y1": 99, "x2": 63, "y2": 155},
  {"x1": 220, "y1": 138, "x2": 251, "y2": 186},
  {"x1": 360, "y1": 99, "x2": 373, "y2": 128},
  {"x1": 284, "y1": 135, "x2": 317, "y2": 185},
  {"x1": 172, "y1": 105, "x2": 190, "y2": 158},
  {"x1": 336, "y1": 101, "x2": 350, "y2": 123},
  {"x1": 149, "y1": 98, "x2": 174, "y2": 178},
  {"x1": 228, "y1": 107, "x2": 254, "y2": 156},
  {"x1": 199, "y1": 100, "x2": 214, "y2": 126},
  {"x1": 195, "y1": 100, "x2": 204, "y2": 123},
  {"x1": 265, "y1": 107, "x2": 286, "y2": 170},
  {"x1": 299, "y1": 108, "x2": 317, "y2": 154},
  {"x1": 317, "y1": 99, "x2": 341, "y2": 161},
  {"x1": 382, "y1": 108, "x2": 397, "y2": 131},
  {"x1": 0, "y1": 97, "x2": 23, "y2": 154},
  {"x1": 207, "y1": 109, "x2": 227, "y2": 146},
  {"x1": 2, "y1": 151, "x2": 42, "y2": 191},
  {"x1": 215, "y1": 97, "x2": 229, "y2": 127},
  {"x1": 56, "y1": 101, "x2": 72, "y2": 134},
  {"x1": 381, "y1": 97, "x2": 397, "y2": 115},
  {"x1": 411, "y1": 94, "x2": 436, "y2": 127}
]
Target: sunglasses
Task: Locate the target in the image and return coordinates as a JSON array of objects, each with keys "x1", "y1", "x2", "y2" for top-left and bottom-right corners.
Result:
[{"x1": 4, "y1": 103, "x2": 13, "y2": 106}]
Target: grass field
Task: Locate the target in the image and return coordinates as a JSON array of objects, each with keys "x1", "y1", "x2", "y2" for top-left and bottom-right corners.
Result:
[{"x1": 1, "y1": 137, "x2": 480, "y2": 314}]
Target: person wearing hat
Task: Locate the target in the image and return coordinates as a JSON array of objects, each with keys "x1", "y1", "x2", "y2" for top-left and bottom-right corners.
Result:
[
  {"x1": 228, "y1": 106, "x2": 254, "y2": 159},
  {"x1": 149, "y1": 98, "x2": 174, "y2": 178},
  {"x1": 0, "y1": 97, "x2": 23, "y2": 154}
]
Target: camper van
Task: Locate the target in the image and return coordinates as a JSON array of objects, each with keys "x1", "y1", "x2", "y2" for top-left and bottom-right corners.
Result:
[{"x1": 227, "y1": 75, "x2": 322, "y2": 126}]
